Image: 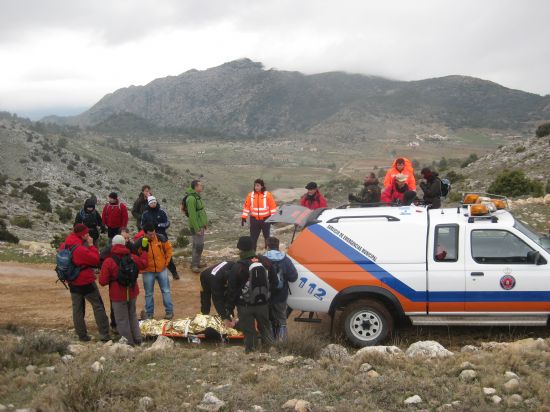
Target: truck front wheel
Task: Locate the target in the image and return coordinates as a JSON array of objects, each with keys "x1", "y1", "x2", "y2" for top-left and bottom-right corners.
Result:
[{"x1": 341, "y1": 299, "x2": 393, "y2": 347}]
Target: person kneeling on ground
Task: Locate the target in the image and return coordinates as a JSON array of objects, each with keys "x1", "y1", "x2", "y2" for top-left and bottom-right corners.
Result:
[
  {"x1": 99, "y1": 235, "x2": 148, "y2": 346},
  {"x1": 263, "y1": 237, "x2": 298, "y2": 341},
  {"x1": 60, "y1": 223, "x2": 111, "y2": 342},
  {"x1": 199, "y1": 261, "x2": 236, "y2": 317},
  {"x1": 225, "y1": 236, "x2": 277, "y2": 353}
]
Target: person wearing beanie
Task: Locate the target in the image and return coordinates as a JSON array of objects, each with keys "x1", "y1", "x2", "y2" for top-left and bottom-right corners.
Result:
[
  {"x1": 141, "y1": 195, "x2": 179, "y2": 280},
  {"x1": 75, "y1": 198, "x2": 105, "y2": 247},
  {"x1": 300, "y1": 182, "x2": 327, "y2": 210},
  {"x1": 101, "y1": 192, "x2": 129, "y2": 241},
  {"x1": 241, "y1": 179, "x2": 277, "y2": 251},
  {"x1": 225, "y1": 235, "x2": 277, "y2": 353},
  {"x1": 420, "y1": 167, "x2": 442, "y2": 209},
  {"x1": 131, "y1": 185, "x2": 151, "y2": 231},
  {"x1": 99, "y1": 232, "x2": 148, "y2": 346},
  {"x1": 59, "y1": 223, "x2": 110, "y2": 342}
]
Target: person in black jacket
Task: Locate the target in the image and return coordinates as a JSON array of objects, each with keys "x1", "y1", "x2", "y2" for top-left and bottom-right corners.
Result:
[
  {"x1": 263, "y1": 237, "x2": 298, "y2": 341},
  {"x1": 131, "y1": 185, "x2": 151, "y2": 231},
  {"x1": 199, "y1": 261, "x2": 236, "y2": 317},
  {"x1": 225, "y1": 236, "x2": 277, "y2": 353},
  {"x1": 75, "y1": 198, "x2": 105, "y2": 247},
  {"x1": 141, "y1": 196, "x2": 179, "y2": 280},
  {"x1": 420, "y1": 167, "x2": 442, "y2": 209}
]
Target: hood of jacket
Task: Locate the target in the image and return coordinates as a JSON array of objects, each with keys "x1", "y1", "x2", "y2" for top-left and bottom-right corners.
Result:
[
  {"x1": 391, "y1": 157, "x2": 413, "y2": 171},
  {"x1": 111, "y1": 244, "x2": 130, "y2": 257},
  {"x1": 84, "y1": 198, "x2": 96, "y2": 209},
  {"x1": 64, "y1": 232, "x2": 85, "y2": 247},
  {"x1": 265, "y1": 249, "x2": 286, "y2": 262}
]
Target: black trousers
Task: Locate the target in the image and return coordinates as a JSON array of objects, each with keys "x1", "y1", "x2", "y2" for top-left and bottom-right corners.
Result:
[
  {"x1": 69, "y1": 283, "x2": 110, "y2": 340},
  {"x1": 107, "y1": 227, "x2": 121, "y2": 240},
  {"x1": 250, "y1": 217, "x2": 270, "y2": 251}
]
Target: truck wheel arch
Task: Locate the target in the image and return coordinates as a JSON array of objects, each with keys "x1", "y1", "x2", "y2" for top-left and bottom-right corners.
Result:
[{"x1": 329, "y1": 286, "x2": 406, "y2": 321}]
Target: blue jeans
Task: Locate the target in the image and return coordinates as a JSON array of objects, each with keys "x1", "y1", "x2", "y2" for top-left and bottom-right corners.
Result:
[{"x1": 142, "y1": 269, "x2": 173, "y2": 316}]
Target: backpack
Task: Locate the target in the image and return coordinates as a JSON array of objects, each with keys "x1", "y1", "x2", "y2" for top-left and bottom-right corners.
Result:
[
  {"x1": 181, "y1": 194, "x2": 190, "y2": 217},
  {"x1": 271, "y1": 260, "x2": 285, "y2": 290},
  {"x1": 55, "y1": 245, "x2": 81, "y2": 285},
  {"x1": 240, "y1": 259, "x2": 270, "y2": 305},
  {"x1": 80, "y1": 209, "x2": 98, "y2": 228},
  {"x1": 440, "y1": 178, "x2": 451, "y2": 198},
  {"x1": 112, "y1": 254, "x2": 139, "y2": 287}
]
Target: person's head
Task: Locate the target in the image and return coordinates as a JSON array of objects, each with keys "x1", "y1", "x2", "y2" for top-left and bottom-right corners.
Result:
[
  {"x1": 120, "y1": 227, "x2": 130, "y2": 242},
  {"x1": 420, "y1": 167, "x2": 433, "y2": 180},
  {"x1": 191, "y1": 180, "x2": 203, "y2": 193},
  {"x1": 147, "y1": 195, "x2": 158, "y2": 209},
  {"x1": 108, "y1": 192, "x2": 118, "y2": 204},
  {"x1": 112, "y1": 235, "x2": 125, "y2": 246},
  {"x1": 395, "y1": 174, "x2": 407, "y2": 188},
  {"x1": 396, "y1": 158, "x2": 405, "y2": 172},
  {"x1": 267, "y1": 237, "x2": 280, "y2": 251},
  {"x1": 73, "y1": 223, "x2": 90, "y2": 242},
  {"x1": 143, "y1": 222, "x2": 156, "y2": 240},
  {"x1": 141, "y1": 185, "x2": 151, "y2": 198},
  {"x1": 84, "y1": 198, "x2": 95, "y2": 212},
  {"x1": 237, "y1": 236, "x2": 254, "y2": 252},
  {"x1": 254, "y1": 179, "x2": 265, "y2": 193},
  {"x1": 305, "y1": 182, "x2": 318, "y2": 196},
  {"x1": 364, "y1": 172, "x2": 377, "y2": 185}
]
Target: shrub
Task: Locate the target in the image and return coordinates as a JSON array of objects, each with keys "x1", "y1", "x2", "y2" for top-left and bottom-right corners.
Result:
[
  {"x1": 10, "y1": 215, "x2": 33, "y2": 228},
  {"x1": 0, "y1": 174, "x2": 8, "y2": 185},
  {"x1": 176, "y1": 231, "x2": 190, "y2": 248},
  {"x1": 444, "y1": 170, "x2": 464, "y2": 183},
  {"x1": 535, "y1": 122, "x2": 550, "y2": 138},
  {"x1": 50, "y1": 234, "x2": 65, "y2": 249},
  {"x1": 67, "y1": 164, "x2": 75, "y2": 171},
  {"x1": 33, "y1": 181, "x2": 49, "y2": 188},
  {"x1": 79, "y1": 170, "x2": 86, "y2": 177},
  {"x1": 55, "y1": 206, "x2": 73, "y2": 223},
  {"x1": 460, "y1": 153, "x2": 478, "y2": 168},
  {"x1": 0, "y1": 219, "x2": 19, "y2": 243},
  {"x1": 488, "y1": 170, "x2": 544, "y2": 197},
  {"x1": 57, "y1": 137, "x2": 68, "y2": 148},
  {"x1": 22, "y1": 185, "x2": 52, "y2": 212},
  {"x1": 15, "y1": 331, "x2": 69, "y2": 357},
  {"x1": 448, "y1": 192, "x2": 463, "y2": 202},
  {"x1": 515, "y1": 146, "x2": 526, "y2": 153},
  {"x1": 42, "y1": 154, "x2": 52, "y2": 162}
]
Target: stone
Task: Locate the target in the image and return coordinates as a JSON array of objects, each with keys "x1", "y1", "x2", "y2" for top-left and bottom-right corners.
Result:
[
  {"x1": 404, "y1": 395, "x2": 422, "y2": 405},
  {"x1": 483, "y1": 387, "x2": 497, "y2": 396},
  {"x1": 138, "y1": 396, "x2": 154, "y2": 411},
  {"x1": 480, "y1": 342, "x2": 509, "y2": 351},
  {"x1": 109, "y1": 342, "x2": 135, "y2": 356},
  {"x1": 359, "y1": 363, "x2": 373, "y2": 372},
  {"x1": 459, "y1": 369, "x2": 477, "y2": 382},
  {"x1": 67, "y1": 344, "x2": 87, "y2": 355},
  {"x1": 405, "y1": 341, "x2": 453, "y2": 358},
  {"x1": 147, "y1": 335, "x2": 175, "y2": 352},
  {"x1": 366, "y1": 370, "x2": 380, "y2": 378},
  {"x1": 25, "y1": 365, "x2": 37, "y2": 373},
  {"x1": 91, "y1": 361, "x2": 104, "y2": 373},
  {"x1": 212, "y1": 383, "x2": 232, "y2": 391},
  {"x1": 277, "y1": 355, "x2": 297, "y2": 365},
  {"x1": 506, "y1": 394, "x2": 523, "y2": 407},
  {"x1": 354, "y1": 345, "x2": 403, "y2": 358},
  {"x1": 258, "y1": 365, "x2": 277, "y2": 372},
  {"x1": 309, "y1": 391, "x2": 323, "y2": 396},
  {"x1": 252, "y1": 406, "x2": 265, "y2": 412},
  {"x1": 436, "y1": 404, "x2": 453, "y2": 411},
  {"x1": 504, "y1": 371, "x2": 519, "y2": 380},
  {"x1": 508, "y1": 338, "x2": 548, "y2": 352},
  {"x1": 147, "y1": 363, "x2": 156, "y2": 367},
  {"x1": 61, "y1": 355, "x2": 74, "y2": 364},
  {"x1": 295, "y1": 400, "x2": 312, "y2": 412},
  {"x1": 103, "y1": 340, "x2": 113, "y2": 347},
  {"x1": 119, "y1": 336, "x2": 129, "y2": 345},
  {"x1": 319, "y1": 344, "x2": 350, "y2": 362},
  {"x1": 0, "y1": 404, "x2": 5, "y2": 411},
  {"x1": 459, "y1": 362, "x2": 475, "y2": 369},
  {"x1": 491, "y1": 396, "x2": 502, "y2": 405},
  {"x1": 99, "y1": 356, "x2": 106, "y2": 363},
  {"x1": 197, "y1": 392, "x2": 225, "y2": 412},
  {"x1": 503, "y1": 378, "x2": 520, "y2": 393},
  {"x1": 543, "y1": 194, "x2": 550, "y2": 205},
  {"x1": 282, "y1": 399, "x2": 298, "y2": 410},
  {"x1": 44, "y1": 366, "x2": 56, "y2": 373},
  {"x1": 460, "y1": 345, "x2": 479, "y2": 353}
]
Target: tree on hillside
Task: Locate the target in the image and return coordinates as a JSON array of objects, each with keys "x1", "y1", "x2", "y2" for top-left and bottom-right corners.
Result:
[
  {"x1": 488, "y1": 170, "x2": 543, "y2": 197},
  {"x1": 535, "y1": 122, "x2": 550, "y2": 138}
]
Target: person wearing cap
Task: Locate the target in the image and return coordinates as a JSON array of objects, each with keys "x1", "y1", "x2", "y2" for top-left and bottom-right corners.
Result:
[
  {"x1": 383, "y1": 157, "x2": 416, "y2": 191},
  {"x1": 241, "y1": 179, "x2": 277, "y2": 251},
  {"x1": 99, "y1": 235, "x2": 148, "y2": 346},
  {"x1": 300, "y1": 182, "x2": 327, "y2": 210},
  {"x1": 225, "y1": 236, "x2": 277, "y2": 353},
  {"x1": 182, "y1": 180, "x2": 208, "y2": 273},
  {"x1": 141, "y1": 195, "x2": 179, "y2": 280},
  {"x1": 381, "y1": 173, "x2": 412, "y2": 204},
  {"x1": 348, "y1": 172, "x2": 381, "y2": 204},
  {"x1": 420, "y1": 167, "x2": 442, "y2": 209},
  {"x1": 59, "y1": 223, "x2": 110, "y2": 342},
  {"x1": 101, "y1": 192, "x2": 129, "y2": 241},
  {"x1": 74, "y1": 198, "x2": 105, "y2": 247}
]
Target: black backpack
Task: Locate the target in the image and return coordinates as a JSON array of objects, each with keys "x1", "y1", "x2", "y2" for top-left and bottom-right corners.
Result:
[
  {"x1": 440, "y1": 178, "x2": 451, "y2": 198},
  {"x1": 112, "y1": 254, "x2": 139, "y2": 287},
  {"x1": 80, "y1": 209, "x2": 98, "y2": 228},
  {"x1": 270, "y1": 260, "x2": 285, "y2": 290},
  {"x1": 240, "y1": 259, "x2": 270, "y2": 305},
  {"x1": 181, "y1": 194, "x2": 190, "y2": 217}
]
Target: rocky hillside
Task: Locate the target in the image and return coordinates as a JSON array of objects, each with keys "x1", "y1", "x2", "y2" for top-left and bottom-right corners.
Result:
[{"x1": 44, "y1": 59, "x2": 550, "y2": 138}]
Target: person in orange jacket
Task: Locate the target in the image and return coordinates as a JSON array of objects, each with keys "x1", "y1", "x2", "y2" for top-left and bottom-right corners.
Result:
[
  {"x1": 383, "y1": 157, "x2": 416, "y2": 191},
  {"x1": 241, "y1": 179, "x2": 277, "y2": 251}
]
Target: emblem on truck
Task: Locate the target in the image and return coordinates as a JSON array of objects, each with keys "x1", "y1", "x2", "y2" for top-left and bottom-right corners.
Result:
[{"x1": 499, "y1": 275, "x2": 516, "y2": 290}]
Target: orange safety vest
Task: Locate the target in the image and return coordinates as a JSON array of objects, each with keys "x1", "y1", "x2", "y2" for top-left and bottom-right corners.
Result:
[{"x1": 241, "y1": 191, "x2": 277, "y2": 220}]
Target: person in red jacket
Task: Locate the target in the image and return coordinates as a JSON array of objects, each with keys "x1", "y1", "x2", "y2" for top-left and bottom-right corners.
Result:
[
  {"x1": 381, "y1": 174, "x2": 411, "y2": 204},
  {"x1": 60, "y1": 223, "x2": 110, "y2": 342},
  {"x1": 101, "y1": 192, "x2": 129, "y2": 241},
  {"x1": 99, "y1": 235, "x2": 148, "y2": 346},
  {"x1": 300, "y1": 182, "x2": 327, "y2": 210}
]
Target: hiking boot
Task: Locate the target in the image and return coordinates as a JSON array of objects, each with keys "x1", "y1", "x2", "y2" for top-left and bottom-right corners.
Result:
[
  {"x1": 191, "y1": 266, "x2": 201, "y2": 273},
  {"x1": 78, "y1": 335, "x2": 91, "y2": 342},
  {"x1": 164, "y1": 313, "x2": 174, "y2": 320},
  {"x1": 100, "y1": 335, "x2": 112, "y2": 342},
  {"x1": 172, "y1": 272, "x2": 180, "y2": 280}
]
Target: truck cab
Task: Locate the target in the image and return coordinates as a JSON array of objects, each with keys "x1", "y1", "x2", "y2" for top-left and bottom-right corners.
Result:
[{"x1": 270, "y1": 197, "x2": 550, "y2": 346}]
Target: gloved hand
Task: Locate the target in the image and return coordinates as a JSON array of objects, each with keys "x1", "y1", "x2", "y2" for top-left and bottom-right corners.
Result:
[
  {"x1": 241, "y1": 218, "x2": 246, "y2": 226},
  {"x1": 141, "y1": 237, "x2": 149, "y2": 251}
]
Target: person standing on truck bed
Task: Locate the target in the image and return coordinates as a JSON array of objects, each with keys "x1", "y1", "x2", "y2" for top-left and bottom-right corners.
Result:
[
  {"x1": 241, "y1": 179, "x2": 277, "y2": 251},
  {"x1": 381, "y1": 174, "x2": 411, "y2": 204},
  {"x1": 420, "y1": 167, "x2": 442, "y2": 209},
  {"x1": 383, "y1": 157, "x2": 416, "y2": 191},
  {"x1": 348, "y1": 172, "x2": 381, "y2": 204}
]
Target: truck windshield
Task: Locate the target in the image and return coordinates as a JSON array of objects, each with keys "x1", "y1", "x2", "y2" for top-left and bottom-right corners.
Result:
[{"x1": 514, "y1": 219, "x2": 550, "y2": 253}]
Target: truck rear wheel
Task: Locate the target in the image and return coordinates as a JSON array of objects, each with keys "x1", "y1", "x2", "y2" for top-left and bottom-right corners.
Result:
[{"x1": 341, "y1": 299, "x2": 393, "y2": 347}]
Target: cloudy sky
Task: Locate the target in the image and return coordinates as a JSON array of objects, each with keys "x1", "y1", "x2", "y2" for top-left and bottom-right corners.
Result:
[{"x1": 1, "y1": 0, "x2": 549, "y2": 119}]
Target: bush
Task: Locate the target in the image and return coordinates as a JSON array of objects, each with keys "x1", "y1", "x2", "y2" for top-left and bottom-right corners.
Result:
[
  {"x1": 42, "y1": 154, "x2": 52, "y2": 162},
  {"x1": 488, "y1": 170, "x2": 544, "y2": 197},
  {"x1": 444, "y1": 170, "x2": 464, "y2": 183},
  {"x1": 448, "y1": 192, "x2": 463, "y2": 202},
  {"x1": 535, "y1": 122, "x2": 550, "y2": 138},
  {"x1": 22, "y1": 185, "x2": 52, "y2": 212},
  {"x1": 15, "y1": 331, "x2": 69, "y2": 357},
  {"x1": 33, "y1": 181, "x2": 49, "y2": 188},
  {"x1": 50, "y1": 234, "x2": 65, "y2": 249},
  {"x1": 55, "y1": 206, "x2": 73, "y2": 223},
  {"x1": 0, "y1": 219, "x2": 19, "y2": 243},
  {"x1": 0, "y1": 174, "x2": 7, "y2": 186},
  {"x1": 515, "y1": 146, "x2": 526, "y2": 153},
  {"x1": 460, "y1": 153, "x2": 478, "y2": 168},
  {"x1": 79, "y1": 170, "x2": 86, "y2": 177},
  {"x1": 10, "y1": 215, "x2": 33, "y2": 228}
]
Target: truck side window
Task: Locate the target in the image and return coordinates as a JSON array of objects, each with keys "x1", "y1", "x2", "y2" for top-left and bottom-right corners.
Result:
[
  {"x1": 471, "y1": 229, "x2": 535, "y2": 264},
  {"x1": 434, "y1": 225, "x2": 458, "y2": 262}
]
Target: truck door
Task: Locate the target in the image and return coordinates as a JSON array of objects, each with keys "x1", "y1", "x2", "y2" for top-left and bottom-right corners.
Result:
[
  {"x1": 428, "y1": 224, "x2": 465, "y2": 312},
  {"x1": 465, "y1": 227, "x2": 550, "y2": 312}
]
